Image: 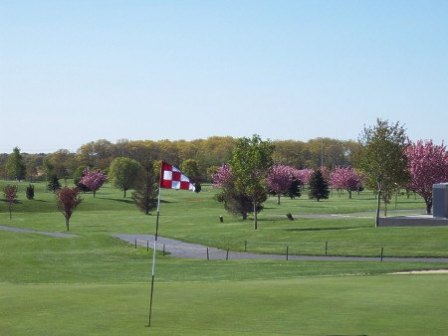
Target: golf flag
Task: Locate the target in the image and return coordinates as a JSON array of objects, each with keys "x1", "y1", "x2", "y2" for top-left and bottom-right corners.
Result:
[{"x1": 160, "y1": 161, "x2": 195, "y2": 191}]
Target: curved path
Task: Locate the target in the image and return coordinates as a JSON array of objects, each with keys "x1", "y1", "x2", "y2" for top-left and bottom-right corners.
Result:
[
  {"x1": 113, "y1": 234, "x2": 448, "y2": 263},
  {"x1": 0, "y1": 224, "x2": 77, "y2": 238}
]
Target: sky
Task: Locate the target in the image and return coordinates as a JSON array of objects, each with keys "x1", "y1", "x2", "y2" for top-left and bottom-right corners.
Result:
[{"x1": 1, "y1": 0, "x2": 447, "y2": 153}]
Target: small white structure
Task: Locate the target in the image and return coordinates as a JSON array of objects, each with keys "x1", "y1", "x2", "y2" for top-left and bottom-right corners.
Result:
[{"x1": 433, "y1": 183, "x2": 448, "y2": 218}]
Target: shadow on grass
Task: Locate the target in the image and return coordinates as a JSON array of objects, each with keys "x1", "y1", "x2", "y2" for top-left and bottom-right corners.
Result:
[
  {"x1": 284, "y1": 225, "x2": 367, "y2": 232},
  {"x1": 98, "y1": 197, "x2": 171, "y2": 204}
]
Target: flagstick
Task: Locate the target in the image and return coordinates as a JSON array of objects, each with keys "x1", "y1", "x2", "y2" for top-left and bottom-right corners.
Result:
[{"x1": 148, "y1": 187, "x2": 161, "y2": 327}]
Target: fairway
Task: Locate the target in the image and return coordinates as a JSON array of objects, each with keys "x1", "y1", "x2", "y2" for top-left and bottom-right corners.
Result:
[{"x1": 1, "y1": 181, "x2": 448, "y2": 335}]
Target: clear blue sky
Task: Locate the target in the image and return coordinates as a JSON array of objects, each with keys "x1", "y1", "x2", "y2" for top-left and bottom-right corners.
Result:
[{"x1": 1, "y1": 0, "x2": 447, "y2": 153}]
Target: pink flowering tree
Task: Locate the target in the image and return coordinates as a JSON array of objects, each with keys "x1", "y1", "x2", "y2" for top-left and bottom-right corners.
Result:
[
  {"x1": 406, "y1": 140, "x2": 448, "y2": 214},
  {"x1": 79, "y1": 168, "x2": 107, "y2": 198},
  {"x1": 319, "y1": 166, "x2": 331, "y2": 183},
  {"x1": 330, "y1": 166, "x2": 362, "y2": 199},
  {"x1": 212, "y1": 164, "x2": 232, "y2": 188},
  {"x1": 267, "y1": 165, "x2": 294, "y2": 205},
  {"x1": 4, "y1": 185, "x2": 18, "y2": 220},
  {"x1": 296, "y1": 169, "x2": 313, "y2": 185}
]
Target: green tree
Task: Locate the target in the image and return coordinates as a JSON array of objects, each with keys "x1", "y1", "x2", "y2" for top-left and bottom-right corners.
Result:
[
  {"x1": 26, "y1": 184, "x2": 35, "y2": 200},
  {"x1": 229, "y1": 135, "x2": 274, "y2": 230},
  {"x1": 308, "y1": 169, "x2": 329, "y2": 201},
  {"x1": 48, "y1": 174, "x2": 61, "y2": 192},
  {"x1": 109, "y1": 157, "x2": 144, "y2": 197},
  {"x1": 359, "y1": 119, "x2": 409, "y2": 226},
  {"x1": 132, "y1": 162, "x2": 158, "y2": 215},
  {"x1": 6, "y1": 147, "x2": 26, "y2": 181},
  {"x1": 180, "y1": 159, "x2": 201, "y2": 182}
]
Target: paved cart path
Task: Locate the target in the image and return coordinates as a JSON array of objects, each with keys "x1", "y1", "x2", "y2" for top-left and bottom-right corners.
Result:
[
  {"x1": 113, "y1": 234, "x2": 448, "y2": 263},
  {"x1": 0, "y1": 224, "x2": 77, "y2": 238}
]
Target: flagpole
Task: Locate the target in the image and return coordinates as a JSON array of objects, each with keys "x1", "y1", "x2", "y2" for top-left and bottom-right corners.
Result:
[{"x1": 148, "y1": 186, "x2": 161, "y2": 327}]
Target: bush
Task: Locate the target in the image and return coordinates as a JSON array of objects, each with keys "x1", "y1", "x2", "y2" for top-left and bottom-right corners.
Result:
[
  {"x1": 26, "y1": 184, "x2": 35, "y2": 200},
  {"x1": 48, "y1": 174, "x2": 61, "y2": 192}
]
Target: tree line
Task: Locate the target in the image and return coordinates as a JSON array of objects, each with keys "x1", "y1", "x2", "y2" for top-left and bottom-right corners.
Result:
[{"x1": 0, "y1": 136, "x2": 361, "y2": 183}]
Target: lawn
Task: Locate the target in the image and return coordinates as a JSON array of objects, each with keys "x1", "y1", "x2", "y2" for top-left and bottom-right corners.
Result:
[{"x1": 1, "y1": 180, "x2": 448, "y2": 335}]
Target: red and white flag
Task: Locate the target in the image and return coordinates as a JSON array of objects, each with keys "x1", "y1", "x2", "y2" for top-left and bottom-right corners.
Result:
[{"x1": 160, "y1": 162, "x2": 195, "y2": 191}]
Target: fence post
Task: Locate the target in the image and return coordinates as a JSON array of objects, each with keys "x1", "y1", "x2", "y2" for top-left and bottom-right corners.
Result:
[
  {"x1": 244, "y1": 240, "x2": 247, "y2": 252},
  {"x1": 207, "y1": 247, "x2": 209, "y2": 261},
  {"x1": 135, "y1": 239, "x2": 137, "y2": 249},
  {"x1": 163, "y1": 244, "x2": 166, "y2": 256},
  {"x1": 380, "y1": 247, "x2": 384, "y2": 262},
  {"x1": 226, "y1": 248, "x2": 229, "y2": 261},
  {"x1": 147, "y1": 240, "x2": 149, "y2": 252},
  {"x1": 286, "y1": 246, "x2": 289, "y2": 261},
  {"x1": 325, "y1": 241, "x2": 328, "y2": 256}
]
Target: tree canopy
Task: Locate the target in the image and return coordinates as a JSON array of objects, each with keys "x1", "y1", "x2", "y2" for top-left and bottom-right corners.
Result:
[
  {"x1": 229, "y1": 135, "x2": 274, "y2": 229},
  {"x1": 109, "y1": 157, "x2": 144, "y2": 198},
  {"x1": 359, "y1": 119, "x2": 409, "y2": 224}
]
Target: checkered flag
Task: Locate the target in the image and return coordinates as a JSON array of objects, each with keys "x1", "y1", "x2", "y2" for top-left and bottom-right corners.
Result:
[{"x1": 160, "y1": 162, "x2": 195, "y2": 191}]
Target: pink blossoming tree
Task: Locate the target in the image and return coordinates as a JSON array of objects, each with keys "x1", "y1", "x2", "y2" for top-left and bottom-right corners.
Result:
[
  {"x1": 330, "y1": 166, "x2": 362, "y2": 199},
  {"x1": 296, "y1": 169, "x2": 313, "y2": 185},
  {"x1": 406, "y1": 140, "x2": 448, "y2": 214},
  {"x1": 267, "y1": 165, "x2": 294, "y2": 205},
  {"x1": 79, "y1": 168, "x2": 107, "y2": 197}
]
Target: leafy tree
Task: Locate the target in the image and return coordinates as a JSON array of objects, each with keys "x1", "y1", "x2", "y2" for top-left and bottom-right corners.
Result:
[
  {"x1": 73, "y1": 165, "x2": 91, "y2": 192},
  {"x1": 3, "y1": 185, "x2": 18, "y2": 220},
  {"x1": 406, "y1": 140, "x2": 448, "y2": 214},
  {"x1": 46, "y1": 149, "x2": 77, "y2": 184},
  {"x1": 330, "y1": 166, "x2": 362, "y2": 199},
  {"x1": 181, "y1": 159, "x2": 201, "y2": 183},
  {"x1": 359, "y1": 119, "x2": 409, "y2": 224},
  {"x1": 26, "y1": 184, "x2": 35, "y2": 200},
  {"x1": 267, "y1": 165, "x2": 294, "y2": 205},
  {"x1": 132, "y1": 163, "x2": 158, "y2": 215},
  {"x1": 212, "y1": 165, "x2": 264, "y2": 220},
  {"x1": 79, "y1": 168, "x2": 107, "y2": 197},
  {"x1": 56, "y1": 187, "x2": 82, "y2": 231},
  {"x1": 48, "y1": 174, "x2": 61, "y2": 192},
  {"x1": 308, "y1": 169, "x2": 329, "y2": 202},
  {"x1": 109, "y1": 157, "x2": 143, "y2": 197},
  {"x1": 6, "y1": 147, "x2": 26, "y2": 181},
  {"x1": 229, "y1": 135, "x2": 274, "y2": 229}
]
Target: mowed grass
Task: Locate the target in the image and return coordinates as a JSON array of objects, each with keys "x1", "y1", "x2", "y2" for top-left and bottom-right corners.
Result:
[
  {"x1": 1, "y1": 180, "x2": 448, "y2": 335},
  {"x1": 2, "y1": 274, "x2": 448, "y2": 335},
  {"x1": 1, "y1": 180, "x2": 448, "y2": 257}
]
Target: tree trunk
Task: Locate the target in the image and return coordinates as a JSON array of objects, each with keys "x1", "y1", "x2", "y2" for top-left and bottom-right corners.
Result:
[
  {"x1": 124, "y1": 189, "x2": 127, "y2": 198},
  {"x1": 253, "y1": 201, "x2": 258, "y2": 230},
  {"x1": 348, "y1": 190, "x2": 352, "y2": 199},
  {"x1": 277, "y1": 195, "x2": 281, "y2": 205},
  {"x1": 65, "y1": 218, "x2": 70, "y2": 231},
  {"x1": 426, "y1": 200, "x2": 432, "y2": 215},
  {"x1": 93, "y1": 190, "x2": 96, "y2": 198},
  {"x1": 8, "y1": 206, "x2": 12, "y2": 220},
  {"x1": 375, "y1": 188, "x2": 381, "y2": 228},
  {"x1": 242, "y1": 212, "x2": 247, "y2": 220}
]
